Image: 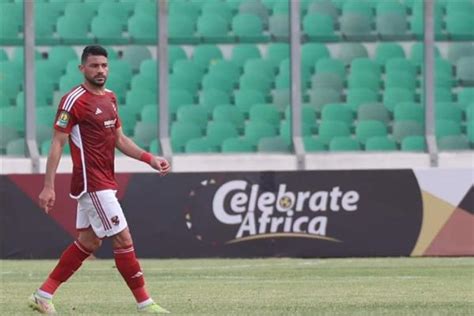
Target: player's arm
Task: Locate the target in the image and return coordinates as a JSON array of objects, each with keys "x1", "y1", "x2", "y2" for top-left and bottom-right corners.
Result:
[
  {"x1": 115, "y1": 127, "x2": 170, "y2": 175},
  {"x1": 38, "y1": 130, "x2": 69, "y2": 213}
]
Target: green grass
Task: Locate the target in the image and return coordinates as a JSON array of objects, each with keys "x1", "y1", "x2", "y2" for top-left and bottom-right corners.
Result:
[{"x1": 1, "y1": 258, "x2": 473, "y2": 315}]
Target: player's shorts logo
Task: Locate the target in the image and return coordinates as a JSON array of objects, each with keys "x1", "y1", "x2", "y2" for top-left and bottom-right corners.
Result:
[
  {"x1": 55, "y1": 111, "x2": 70, "y2": 128},
  {"x1": 111, "y1": 216, "x2": 120, "y2": 226}
]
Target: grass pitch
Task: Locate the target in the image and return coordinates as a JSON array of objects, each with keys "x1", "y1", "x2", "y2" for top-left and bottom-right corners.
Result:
[{"x1": 1, "y1": 257, "x2": 473, "y2": 315}]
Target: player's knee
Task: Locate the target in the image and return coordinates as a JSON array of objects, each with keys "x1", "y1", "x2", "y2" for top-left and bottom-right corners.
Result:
[
  {"x1": 111, "y1": 227, "x2": 133, "y2": 248},
  {"x1": 78, "y1": 234, "x2": 102, "y2": 253}
]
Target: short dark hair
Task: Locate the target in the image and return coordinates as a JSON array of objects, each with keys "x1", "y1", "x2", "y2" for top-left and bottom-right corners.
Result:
[{"x1": 81, "y1": 45, "x2": 108, "y2": 64}]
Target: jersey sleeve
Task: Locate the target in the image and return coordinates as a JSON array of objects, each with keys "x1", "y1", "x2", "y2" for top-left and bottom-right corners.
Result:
[{"x1": 53, "y1": 95, "x2": 79, "y2": 134}]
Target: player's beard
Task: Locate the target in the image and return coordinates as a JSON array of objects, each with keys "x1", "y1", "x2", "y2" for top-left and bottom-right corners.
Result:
[{"x1": 86, "y1": 74, "x2": 107, "y2": 87}]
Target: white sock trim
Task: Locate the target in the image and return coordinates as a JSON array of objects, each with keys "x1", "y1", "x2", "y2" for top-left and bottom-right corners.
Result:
[
  {"x1": 137, "y1": 298, "x2": 154, "y2": 309},
  {"x1": 36, "y1": 289, "x2": 53, "y2": 300}
]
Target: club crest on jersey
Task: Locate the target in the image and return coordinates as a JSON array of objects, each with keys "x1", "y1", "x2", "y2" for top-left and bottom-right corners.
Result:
[
  {"x1": 55, "y1": 111, "x2": 70, "y2": 128},
  {"x1": 111, "y1": 216, "x2": 120, "y2": 226}
]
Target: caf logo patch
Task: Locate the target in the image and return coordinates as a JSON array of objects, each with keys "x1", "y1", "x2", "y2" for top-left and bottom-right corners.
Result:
[
  {"x1": 55, "y1": 111, "x2": 70, "y2": 128},
  {"x1": 111, "y1": 216, "x2": 120, "y2": 226}
]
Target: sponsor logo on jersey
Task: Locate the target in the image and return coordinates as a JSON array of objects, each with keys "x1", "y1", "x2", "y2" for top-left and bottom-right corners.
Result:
[
  {"x1": 55, "y1": 111, "x2": 70, "y2": 128},
  {"x1": 104, "y1": 118, "x2": 117, "y2": 128}
]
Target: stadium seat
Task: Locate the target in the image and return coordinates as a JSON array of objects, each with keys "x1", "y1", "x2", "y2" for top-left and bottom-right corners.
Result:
[
  {"x1": 206, "y1": 121, "x2": 239, "y2": 148},
  {"x1": 446, "y1": 13, "x2": 474, "y2": 40},
  {"x1": 168, "y1": 14, "x2": 198, "y2": 44},
  {"x1": 303, "y1": 13, "x2": 339, "y2": 42},
  {"x1": 0, "y1": 126, "x2": 20, "y2": 154},
  {"x1": 231, "y1": 45, "x2": 262, "y2": 69},
  {"x1": 56, "y1": 15, "x2": 92, "y2": 44},
  {"x1": 126, "y1": 88, "x2": 156, "y2": 110},
  {"x1": 458, "y1": 88, "x2": 474, "y2": 105},
  {"x1": 393, "y1": 120, "x2": 424, "y2": 143},
  {"x1": 128, "y1": 14, "x2": 157, "y2": 44},
  {"x1": 173, "y1": 60, "x2": 204, "y2": 83},
  {"x1": 208, "y1": 60, "x2": 240, "y2": 85},
  {"x1": 91, "y1": 16, "x2": 127, "y2": 44},
  {"x1": 383, "y1": 88, "x2": 415, "y2": 112},
  {"x1": 365, "y1": 136, "x2": 398, "y2": 151},
  {"x1": 171, "y1": 121, "x2": 203, "y2": 153},
  {"x1": 447, "y1": 43, "x2": 474, "y2": 64},
  {"x1": 410, "y1": 43, "x2": 441, "y2": 66},
  {"x1": 0, "y1": 106, "x2": 24, "y2": 134},
  {"x1": 315, "y1": 58, "x2": 346, "y2": 79},
  {"x1": 149, "y1": 138, "x2": 161, "y2": 155},
  {"x1": 140, "y1": 104, "x2": 159, "y2": 124},
  {"x1": 346, "y1": 88, "x2": 378, "y2": 112},
  {"x1": 303, "y1": 136, "x2": 327, "y2": 152},
  {"x1": 119, "y1": 105, "x2": 139, "y2": 135},
  {"x1": 272, "y1": 89, "x2": 291, "y2": 111},
  {"x1": 376, "y1": 12, "x2": 409, "y2": 40},
  {"x1": 122, "y1": 46, "x2": 152, "y2": 73},
  {"x1": 232, "y1": 14, "x2": 268, "y2": 43},
  {"x1": 329, "y1": 137, "x2": 361, "y2": 152},
  {"x1": 234, "y1": 90, "x2": 266, "y2": 117},
  {"x1": 386, "y1": 58, "x2": 417, "y2": 76},
  {"x1": 401, "y1": 135, "x2": 426, "y2": 152},
  {"x1": 176, "y1": 105, "x2": 209, "y2": 130},
  {"x1": 258, "y1": 137, "x2": 291, "y2": 153},
  {"x1": 436, "y1": 103, "x2": 463, "y2": 123},
  {"x1": 244, "y1": 121, "x2": 277, "y2": 146},
  {"x1": 321, "y1": 103, "x2": 353, "y2": 127},
  {"x1": 221, "y1": 137, "x2": 255, "y2": 153},
  {"x1": 385, "y1": 72, "x2": 417, "y2": 91},
  {"x1": 203, "y1": 1, "x2": 233, "y2": 21},
  {"x1": 350, "y1": 58, "x2": 381, "y2": 78},
  {"x1": 357, "y1": 103, "x2": 390, "y2": 124},
  {"x1": 200, "y1": 89, "x2": 231, "y2": 113},
  {"x1": 457, "y1": 57, "x2": 474, "y2": 86},
  {"x1": 355, "y1": 120, "x2": 387, "y2": 145},
  {"x1": 133, "y1": 122, "x2": 157, "y2": 149},
  {"x1": 197, "y1": 14, "x2": 231, "y2": 43},
  {"x1": 64, "y1": 2, "x2": 96, "y2": 21},
  {"x1": 308, "y1": 88, "x2": 342, "y2": 112},
  {"x1": 239, "y1": 73, "x2": 272, "y2": 94},
  {"x1": 212, "y1": 105, "x2": 245, "y2": 131},
  {"x1": 0, "y1": 2, "x2": 23, "y2": 45},
  {"x1": 239, "y1": 0, "x2": 269, "y2": 28},
  {"x1": 374, "y1": 43, "x2": 405, "y2": 66},
  {"x1": 302, "y1": 43, "x2": 330, "y2": 72},
  {"x1": 249, "y1": 103, "x2": 281, "y2": 127},
  {"x1": 342, "y1": 0, "x2": 373, "y2": 18},
  {"x1": 435, "y1": 120, "x2": 462, "y2": 139},
  {"x1": 394, "y1": 103, "x2": 424, "y2": 123},
  {"x1": 307, "y1": 0, "x2": 339, "y2": 20},
  {"x1": 337, "y1": 43, "x2": 369, "y2": 66},
  {"x1": 35, "y1": 3, "x2": 60, "y2": 45},
  {"x1": 202, "y1": 73, "x2": 234, "y2": 93},
  {"x1": 130, "y1": 73, "x2": 157, "y2": 93},
  {"x1": 185, "y1": 138, "x2": 218, "y2": 153},
  {"x1": 341, "y1": 13, "x2": 373, "y2": 41},
  {"x1": 347, "y1": 72, "x2": 380, "y2": 92},
  {"x1": 318, "y1": 121, "x2": 351, "y2": 145},
  {"x1": 267, "y1": 43, "x2": 290, "y2": 65},
  {"x1": 6, "y1": 138, "x2": 26, "y2": 156},
  {"x1": 438, "y1": 135, "x2": 470, "y2": 151},
  {"x1": 279, "y1": 120, "x2": 313, "y2": 144},
  {"x1": 193, "y1": 45, "x2": 223, "y2": 70},
  {"x1": 467, "y1": 120, "x2": 474, "y2": 143},
  {"x1": 312, "y1": 73, "x2": 344, "y2": 91},
  {"x1": 269, "y1": 14, "x2": 289, "y2": 41}
]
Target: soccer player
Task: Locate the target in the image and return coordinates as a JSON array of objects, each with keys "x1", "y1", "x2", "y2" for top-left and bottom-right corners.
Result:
[{"x1": 28, "y1": 45, "x2": 170, "y2": 314}]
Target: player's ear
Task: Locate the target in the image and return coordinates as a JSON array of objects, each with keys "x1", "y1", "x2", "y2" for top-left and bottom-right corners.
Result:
[{"x1": 78, "y1": 64, "x2": 84, "y2": 73}]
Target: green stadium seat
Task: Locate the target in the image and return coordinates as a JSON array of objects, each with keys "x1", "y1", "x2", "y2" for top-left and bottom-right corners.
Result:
[
  {"x1": 203, "y1": 1, "x2": 233, "y2": 20},
  {"x1": 279, "y1": 120, "x2": 313, "y2": 144},
  {"x1": 350, "y1": 58, "x2": 381, "y2": 78},
  {"x1": 385, "y1": 72, "x2": 417, "y2": 91},
  {"x1": 377, "y1": 12, "x2": 409, "y2": 40},
  {"x1": 467, "y1": 120, "x2": 474, "y2": 143},
  {"x1": 91, "y1": 16, "x2": 128, "y2": 44},
  {"x1": 457, "y1": 57, "x2": 474, "y2": 86},
  {"x1": 341, "y1": 13, "x2": 373, "y2": 41},
  {"x1": 458, "y1": 88, "x2": 474, "y2": 105},
  {"x1": 0, "y1": 3, "x2": 23, "y2": 45},
  {"x1": 383, "y1": 88, "x2": 415, "y2": 112},
  {"x1": 173, "y1": 59, "x2": 204, "y2": 83},
  {"x1": 40, "y1": 139, "x2": 71, "y2": 156},
  {"x1": 446, "y1": 0, "x2": 473, "y2": 15},
  {"x1": 199, "y1": 89, "x2": 230, "y2": 113},
  {"x1": 337, "y1": 43, "x2": 368, "y2": 66},
  {"x1": 206, "y1": 121, "x2": 239, "y2": 148},
  {"x1": 410, "y1": 43, "x2": 441, "y2": 66},
  {"x1": 315, "y1": 58, "x2": 346, "y2": 79},
  {"x1": 447, "y1": 43, "x2": 474, "y2": 64},
  {"x1": 258, "y1": 137, "x2": 291, "y2": 153},
  {"x1": 221, "y1": 137, "x2": 255, "y2": 153},
  {"x1": 0, "y1": 49, "x2": 7, "y2": 61},
  {"x1": 197, "y1": 15, "x2": 231, "y2": 43},
  {"x1": 438, "y1": 135, "x2": 470, "y2": 151},
  {"x1": 126, "y1": 88, "x2": 156, "y2": 110},
  {"x1": 318, "y1": 121, "x2": 351, "y2": 145},
  {"x1": 168, "y1": 89, "x2": 194, "y2": 117},
  {"x1": 138, "y1": 59, "x2": 158, "y2": 77},
  {"x1": 36, "y1": 123, "x2": 53, "y2": 145},
  {"x1": 303, "y1": 13, "x2": 339, "y2": 42},
  {"x1": 267, "y1": 43, "x2": 289, "y2": 65},
  {"x1": 130, "y1": 73, "x2": 157, "y2": 93},
  {"x1": 272, "y1": 89, "x2": 290, "y2": 112},
  {"x1": 35, "y1": 3, "x2": 61, "y2": 45},
  {"x1": 185, "y1": 138, "x2": 218, "y2": 153},
  {"x1": 347, "y1": 88, "x2": 378, "y2": 112},
  {"x1": 193, "y1": 45, "x2": 223, "y2": 70},
  {"x1": 394, "y1": 102, "x2": 424, "y2": 123},
  {"x1": 410, "y1": 10, "x2": 444, "y2": 40},
  {"x1": 329, "y1": 136, "x2": 361, "y2": 152},
  {"x1": 57, "y1": 15, "x2": 92, "y2": 44},
  {"x1": 0, "y1": 126, "x2": 20, "y2": 154},
  {"x1": 244, "y1": 58, "x2": 276, "y2": 81},
  {"x1": 119, "y1": 105, "x2": 139, "y2": 135},
  {"x1": 244, "y1": 121, "x2": 277, "y2": 146},
  {"x1": 140, "y1": 104, "x2": 159, "y2": 124},
  {"x1": 170, "y1": 1, "x2": 199, "y2": 21},
  {"x1": 308, "y1": 88, "x2": 342, "y2": 112},
  {"x1": 176, "y1": 105, "x2": 209, "y2": 130},
  {"x1": 386, "y1": 58, "x2": 417, "y2": 76},
  {"x1": 348, "y1": 72, "x2": 380, "y2": 92},
  {"x1": 239, "y1": 0, "x2": 269, "y2": 28},
  {"x1": 269, "y1": 14, "x2": 289, "y2": 41},
  {"x1": 466, "y1": 103, "x2": 474, "y2": 121},
  {"x1": 375, "y1": 43, "x2": 405, "y2": 66},
  {"x1": 49, "y1": 46, "x2": 78, "y2": 67},
  {"x1": 357, "y1": 103, "x2": 390, "y2": 124},
  {"x1": 213, "y1": 104, "x2": 245, "y2": 130},
  {"x1": 342, "y1": 0, "x2": 372, "y2": 18},
  {"x1": 208, "y1": 60, "x2": 240, "y2": 85},
  {"x1": 171, "y1": 121, "x2": 204, "y2": 153},
  {"x1": 446, "y1": 13, "x2": 474, "y2": 40},
  {"x1": 249, "y1": 103, "x2": 281, "y2": 127},
  {"x1": 128, "y1": 14, "x2": 157, "y2": 44},
  {"x1": 312, "y1": 73, "x2": 344, "y2": 91},
  {"x1": 232, "y1": 14, "x2": 268, "y2": 43},
  {"x1": 436, "y1": 120, "x2": 462, "y2": 139},
  {"x1": 303, "y1": 136, "x2": 327, "y2": 152},
  {"x1": 234, "y1": 89, "x2": 266, "y2": 117},
  {"x1": 231, "y1": 44, "x2": 261, "y2": 68},
  {"x1": 307, "y1": 0, "x2": 339, "y2": 19},
  {"x1": 376, "y1": 1, "x2": 407, "y2": 15},
  {"x1": 436, "y1": 103, "x2": 463, "y2": 123},
  {"x1": 133, "y1": 122, "x2": 157, "y2": 149},
  {"x1": 109, "y1": 60, "x2": 133, "y2": 82},
  {"x1": 122, "y1": 46, "x2": 152, "y2": 73},
  {"x1": 302, "y1": 43, "x2": 330, "y2": 72},
  {"x1": 6, "y1": 138, "x2": 25, "y2": 156},
  {"x1": 365, "y1": 136, "x2": 397, "y2": 151},
  {"x1": 202, "y1": 73, "x2": 234, "y2": 93},
  {"x1": 59, "y1": 72, "x2": 83, "y2": 92},
  {"x1": 168, "y1": 14, "x2": 198, "y2": 44},
  {"x1": 393, "y1": 120, "x2": 424, "y2": 143},
  {"x1": 134, "y1": 0, "x2": 157, "y2": 17},
  {"x1": 321, "y1": 103, "x2": 353, "y2": 127},
  {"x1": 0, "y1": 106, "x2": 24, "y2": 134},
  {"x1": 355, "y1": 120, "x2": 387, "y2": 145},
  {"x1": 170, "y1": 73, "x2": 199, "y2": 94},
  {"x1": 64, "y1": 2, "x2": 97, "y2": 21},
  {"x1": 401, "y1": 135, "x2": 426, "y2": 152},
  {"x1": 239, "y1": 72, "x2": 272, "y2": 94},
  {"x1": 149, "y1": 138, "x2": 161, "y2": 155},
  {"x1": 98, "y1": 1, "x2": 130, "y2": 28}
]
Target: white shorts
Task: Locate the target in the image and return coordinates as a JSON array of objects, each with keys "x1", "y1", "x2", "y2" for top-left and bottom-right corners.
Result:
[{"x1": 76, "y1": 190, "x2": 128, "y2": 239}]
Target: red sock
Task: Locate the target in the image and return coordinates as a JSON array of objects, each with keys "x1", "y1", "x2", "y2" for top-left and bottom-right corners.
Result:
[
  {"x1": 40, "y1": 241, "x2": 91, "y2": 295},
  {"x1": 114, "y1": 245, "x2": 150, "y2": 303}
]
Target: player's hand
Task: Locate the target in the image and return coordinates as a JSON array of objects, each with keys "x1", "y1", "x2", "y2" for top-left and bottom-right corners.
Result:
[
  {"x1": 150, "y1": 156, "x2": 171, "y2": 176},
  {"x1": 39, "y1": 187, "x2": 55, "y2": 213}
]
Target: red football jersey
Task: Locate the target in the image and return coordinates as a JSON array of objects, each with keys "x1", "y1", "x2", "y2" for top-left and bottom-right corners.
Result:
[{"x1": 53, "y1": 85, "x2": 122, "y2": 198}]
